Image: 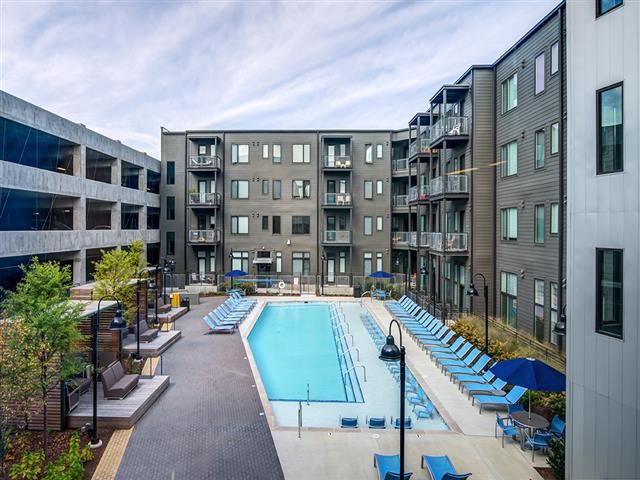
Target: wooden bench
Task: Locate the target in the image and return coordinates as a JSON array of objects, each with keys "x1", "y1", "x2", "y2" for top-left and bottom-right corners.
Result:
[{"x1": 101, "y1": 361, "x2": 139, "y2": 400}]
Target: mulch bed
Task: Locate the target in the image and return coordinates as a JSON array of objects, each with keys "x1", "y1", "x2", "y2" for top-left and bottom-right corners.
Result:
[
  {"x1": 534, "y1": 466, "x2": 558, "y2": 479},
  {"x1": 4, "y1": 427, "x2": 115, "y2": 480}
]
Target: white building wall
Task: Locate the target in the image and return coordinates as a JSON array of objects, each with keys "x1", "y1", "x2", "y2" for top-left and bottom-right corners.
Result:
[{"x1": 566, "y1": 1, "x2": 640, "y2": 478}]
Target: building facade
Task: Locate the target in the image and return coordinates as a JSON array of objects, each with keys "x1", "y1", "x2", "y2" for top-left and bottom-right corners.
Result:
[
  {"x1": 566, "y1": 0, "x2": 639, "y2": 477},
  {"x1": 0, "y1": 91, "x2": 161, "y2": 290}
]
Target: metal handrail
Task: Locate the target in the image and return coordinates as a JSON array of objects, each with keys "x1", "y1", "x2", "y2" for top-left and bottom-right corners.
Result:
[
  {"x1": 344, "y1": 364, "x2": 367, "y2": 382},
  {"x1": 339, "y1": 347, "x2": 360, "y2": 362},
  {"x1": 336, "y1": 332, "x2": 354, "y2": 347}
]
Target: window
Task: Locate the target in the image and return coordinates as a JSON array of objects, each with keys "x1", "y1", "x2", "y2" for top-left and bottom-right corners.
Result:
[
  {"x1": 534, "y1": 279, "x2": 545, "y2": 341},
  {"x1": 292, "y1": 180, "x2": 311, "y2": 199},
  {"x1": 550, "y1": 282, "x2": 559, "y2": 345},
  {"x1": 596, "y1": 248, "x2": 623, "y2": 338},
  {"x1": 272, "y1": 215, "x2": 281, "y2": 234},
  {"x1": 597, "y1": 83, "x2": 623, "y2": 174},
  {"x1": 292, "y1": 252, "x2": 310, "y2": 276},
  {"x1": 231, "y1": 216, "x2": 249, "y2": 234},
  {"x1": 376, "y1": 216, "x2": 383, "y2": 231},
  {"x1": 165, "y1": 232, "x2": 175, "y2": 256},
  {"x1": 275, "y1": 252, "x2": 282, "y2": 273},
  {"x1": 501, "y1": 272, "x2": 518, "y2": 328},
  {"x1": 365, "y1": 144, "x2": 373, "y2": 164},
  {"x1": 273, "y1": 144, "x2": 281, "y2": 164},
  {"x1": 198, "y1": 145, "x2": 206, "y2": 155},
  {"x1": 231, "y1": 180, "x2": 249, "y2": 199},
  {"x1": 231, "y1": 144, "x2": 249, "y2": 163},
  {"x1": 262, "y1": 216, "x2": 268, "y2": 231},
  {"x1": 501, "y1": 73, "x2": 518, "y2": 113},
  {"x1": 376, "y1": 180, "x2": 383, "y2": 195},
  {"x1": 364, "y1": 216, "x2": 373, "y2": 236},
  {"x1": 535, "y1": 53, "x2": 545, "y2": 94},
  {"x1": 262, "y1": 144, "x2": 269, "y2": 159},
  {"x1": 363, "y1": 252, "x2": 372, "y2": 276},
  {"x1": 551, "y1": 122, "x2": 559, "y2": 155},
  {"x1": 551, "y1": 42, "x2": 559, "y2": 75},
  {"x1": 231, "y1": 251, "x2": 249, "y2": 272},
  {"x1": 376, "y1": 252, "x2": 383, "y2": 272},
  {"x1": 339, "y1": 251, "x2": 346, "y2": 273},
  {"x1": 292, "y1": 216, "x2": 310, "y2": 234},
  {"x1": 550, "y1": 203, "x2": 559, "y2": 234},
  {"x1": 272, "y1": 180, "x2": 281, "y2": 200},
  {"x1": 292, "y1": 144, "x2": 311, "y2": 163},
  {"x1": 262, "y1": 179, "x2": 269, "y2": 195},
  {"x1": 376, "y1": 144, "x2": 383, "y2": 159},
  {"x1": 166, "y1": 161, "x2": 175, "y2": 184},
  {"x1": 166, "y1": 196, "x2": 175, "y2": 220},
  {"x1": 501, "y1": 141, "x2": 518, "y2": 177},
  {"x1": 597, "y1": 0, "x2": 623, "y2": 16},
  {"x1": 535, "y1": 205, "x2": 545, "y2": 244},
  {"x1": 364, "y1": 181, "x2": 373, "y2": 199},
  {"x1": 500, "y1": 207, "x2": 518, "y2": 240},
  {"x1": 535, "y1": 130, "x2": 545, "y2": 168}
]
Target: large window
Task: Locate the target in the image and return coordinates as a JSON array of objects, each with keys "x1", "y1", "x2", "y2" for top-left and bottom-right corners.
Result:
[
  {"x1": 551, "y1": 42, "x2": 559, "y2": 75},
  {"x1": 292, "y1": 252, "x2": 310, "y2": 276},
  {"x1": 597, "y1": 0, "x2": 623, "y2": 16},
  {"x1": 262, "y1": 144, "x2": 269, "y2": 159},
  {"x1": 501, "y1": 272, "x2": 518, "y2": 328},
  {"x1": 376, "y1": 216, "x2": 383, "y2": 231},
  {"x1": 501, "y1": 141, "x2": 518, "y2": 177},
  {"x1": 535, "y1": 53, "x2": 545, "y2": 94},
  {"x1": 364, "y1": 180, "x2": 373, "y2": 199},
  {"x1": 231, "y1": 180, "x2": 249, "y2": 199},
  {"x1": 597, "y1": 83, "x2": 623, "y2": 174},
  {"x1": 272, "y1": 215, "x2": 281, "y2": 234},
  {"x1": 363, "y1": 252, "x2": 372, "y2": 276},
  {"x1": 292, "y1": 144, "x2": 311, "y2": 163},
  {"x1": 231, "y1": 251, "x2": 249, "y2": 272},
  {"x1": 364, "y1": 216, "x2": 372, "y2": 236},
  {"x1": 365, "y1": 144, "x2": 373, "y2": 164},
  {"x1": 550, "y1": 282, "x2": 559, "y2": 345},
  {"x1": 376, "y1": 252, "x2": 383, "y2": 272},
  {"x1": 292, "y1": 180, "x2": 311, "y2": 198},
  {"x1": 551, "y1": 122, "x2": 559, "y2": 155},
  {"x1": 376, "y1": 180, "x2": 383, "y2": 195},
  {"x1": 231, "y1": 144, "x2": 249, "y2": 164},
  {"x1": 596, "y1": 248, "x2": 623, "y2": 338},
  {"x1": 166, "y1": 161, "x2": 175, "y2": 184},
  {"x1": 550, "y1": 203, "x2": 559, "y2": 234},
  {"x1": 292, "y1": 216, "x2": 310, "y2": 234},
  {"x1": 262, "y1": 215, "x2": 268, "y2": 231},
  {"x1": 535, "y1": 130, "x2": 545, "y2": 169},
  {"x1": 376, "y1": 144, "x2": 383, "y2": 159},
  {"x1": 272, "y1": 180, "x2": 281, "y2": 200},
  {"x1": 262, "y1": 179, "x2": 269, "y2": 195},
  {"x1": 166, "y1": 231, "x2": 175, "y2": 256},
  {"x1": 166, "y1": 196, "x2": 175, "y2": 220},
  {"x1": 231, "y1": 216, "x2": 249, "y2": 234},
  {"x1": 273, "y1": 144, "x2": 281, "y2": 164},
  {"x1": 500, "y1": 207, "x2": 518, "y2": 240},
  {"x1": 501, "y1": 73, "x2": 518, "y2": 113},
  {"x1": 534, "y1": 279, "x2": 545, "y2": 341},
  {"x1": 535, "y1": 205, "x2": 545, "y2": 244},
  {"x1": 275, "y1": 251, "x2": 282, "y2": 273}
]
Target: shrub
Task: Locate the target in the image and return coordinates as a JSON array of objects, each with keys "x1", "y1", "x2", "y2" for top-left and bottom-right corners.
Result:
[
  {"x1": 547, "y1": 436, "x2": 565, "y2": 480},
  {"x1": 10, "y1": 450, "x2": 44, "y2": 480}
]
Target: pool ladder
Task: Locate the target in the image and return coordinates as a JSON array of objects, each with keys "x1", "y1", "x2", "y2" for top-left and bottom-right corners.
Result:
[{"x1": 344, "y1": 364, "x2": 367, "y2": 383}]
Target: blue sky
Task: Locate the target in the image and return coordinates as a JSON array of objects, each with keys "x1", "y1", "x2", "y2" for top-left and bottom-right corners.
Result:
[{"x1": 1, "y1": 0, "x2": 560, "y2": 158}]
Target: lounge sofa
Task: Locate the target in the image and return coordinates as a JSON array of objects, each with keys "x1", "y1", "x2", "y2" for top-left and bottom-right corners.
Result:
[
  {"x1": 136, "y1": 320, "x2": 158, "y2": 342},
  {"x1": 101, "y1": 361, "x2": 139, "y2": 399}
]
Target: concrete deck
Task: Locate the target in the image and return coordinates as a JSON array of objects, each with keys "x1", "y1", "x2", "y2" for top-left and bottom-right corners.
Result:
[{"x1": 122, "y1": 330, "x2": 182, "y2": 356}]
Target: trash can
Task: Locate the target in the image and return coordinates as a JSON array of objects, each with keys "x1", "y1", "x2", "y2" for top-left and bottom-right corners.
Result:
[
  {"x1": 353, "y1": 285, "x2": 362, "y2": 298},
  {"x1": 171, "y1": 292, "x2": 180, "y2": 308},
  {"x1": 180, "y1": 295, "x2": 191, "y2": 312}
]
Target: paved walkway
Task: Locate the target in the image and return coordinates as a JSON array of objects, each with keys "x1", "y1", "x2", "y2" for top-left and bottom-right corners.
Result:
[{"x1": 116, "y1": 297, "x2": 284, "y2": 480}]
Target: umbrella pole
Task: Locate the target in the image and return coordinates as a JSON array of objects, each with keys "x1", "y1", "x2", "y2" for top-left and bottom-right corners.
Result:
[{"x1": 529, "y1": 393, "x2": 531, "y2": 420}]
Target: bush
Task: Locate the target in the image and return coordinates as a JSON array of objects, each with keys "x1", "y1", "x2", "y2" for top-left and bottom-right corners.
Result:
[
  {"x1": 450, "y1": 318, "x2": 516, "y2": 361},
  {"x1": 547, "y1": 436, "x2": 565, "y2": 480}
]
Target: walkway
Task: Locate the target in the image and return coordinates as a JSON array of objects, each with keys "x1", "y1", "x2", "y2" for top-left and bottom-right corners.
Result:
[{"x1": 116, "y1": 297, "x2": 284, "y2": 480}]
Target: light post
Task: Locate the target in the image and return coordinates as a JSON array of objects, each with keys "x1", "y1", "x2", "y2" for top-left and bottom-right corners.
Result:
[
  {"x1": 320, "y1": 253, "x2": 326, "y2": 296},
  {"x1": 90, "y1": 298, "x2": 127, "y2": 448},
  {"x1": 148, "y1": 267, "x2": 159, "y2": 327},
  {"x1": 228, "y1": 250, "x2": 233, "y2": 290},
  {"x1": 162, "y1": 259, "x2": 170, "y2": 304},
  {"x1": 134, "y1": 280, "x2": 141, "y2": 361},
  {"x1": 466, "y1": 273, "x2": 489, "y2": 353},
  {"x1": 379, "y1": 319, "x2": 406, "y2": 479},
  {"x1": 553, "y1": 305, "x2": 566, "y2": 353}
]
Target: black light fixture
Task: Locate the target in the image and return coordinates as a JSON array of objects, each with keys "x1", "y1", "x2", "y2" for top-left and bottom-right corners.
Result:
[
  {"x1": 553, "y1": 305, "x2": 567, "y2": 336},
  {"x1": 133, "y1": 280, "x2": 142, "y2": 361},
  {"x1": 148, "y1": 268, "x2": 159, "y2": 327},
  {"x1": 466, "y1": 273, "x2": 489, "y2": 353},
  {"x1": 320, "y1": 254, "x2": 326, "y2": 296}
]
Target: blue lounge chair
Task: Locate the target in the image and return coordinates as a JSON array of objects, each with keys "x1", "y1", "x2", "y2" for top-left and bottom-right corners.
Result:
[
  {"x1": 413, "y1": 401, "x2": 434, "y2": 419},
  {"x1": 444, "y1": 354, "x2": 491, "y2": 377},
  {"x1": 386, "y1": 298, "x2": 415, "y2": 312},
  {"x1": 205, "y1": 312, "x2": 238, "y2": 326},
  {"x1": 495, "y1": 413, "x2": 519, "y2": 447},
  {"x1": 432, "y1": 342, "x2": 472, "y2": 362},
  {"x1": 452, "y1": 368, "x2": 494, "y2": 386},
  {"x1": 201, "y1": 315, "x2": 235, "y2": 334},
  {"x1": 523, "y1": 431, "x2": 553, "y2": 461},
  {"x1": 463, "y1": 378, "x2": 507, "y2": 398},
  {"x1": 218, "y1": 304, "x2": 248, "y2": 318},
  {"x1": 438, "y1": 348, "x2": 481, "y2": 371},
  {"x1": 368, "y1": 417, "x2": 386, "y2": 429},
  {"x1": 393, "y1": 417, "x2": 412, "y2": 429},
  {"x1": 427, "y1": 336, "x2": 465, "y2": 356},
  {"x1": 422, "y1": 455, "x2": 471, "y2": 480},
  {"x1": 544, "y1": 415, "x2": 565, "y2": 438},
  {"x1": 374, "y1": 454, "x2": 413, "y2": 480},
  {"x1": 419, "y1": 330, "x2": 455, "y2": 348},
  {"x1": 211, "y1": 309, "x2": 244, "y2": 324},
  {"x1": 474, "y1": 385, "x2": 528, "y2": 413},
  {"x1": 340, "y1": 416, "x2": 358, "y2": 428},
  {"x1": 414, "y1": 324, "x2": 449, "y2": 340}
]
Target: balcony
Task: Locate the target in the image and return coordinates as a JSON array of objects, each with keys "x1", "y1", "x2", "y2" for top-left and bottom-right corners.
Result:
[
  {"x1": 429, "y1": 175, "x2": 469, "y2": 200},
  {"x1": 409, "y1": 232, "x2": 429, "y2": 248},
  {"x1": 322, "y1": 193, "x2": 352, "y2": 207},
  {"x1": 322, "y1": 156, "x2": 352, "y2": 170},
  {"x1": 392, "y1": 158, "x2": 409, "y2": 175},
  {"x1": 188, "y1": 192, "x2": 221, "y2": 207},
  {"x1": 391, "y1": 231, "x2": 410, "y2": 248},
  {"x1": 407, "y1": 185, "x2": 429, "y2": 203},
  {"x1": 189, "y1": 155, "x2": 221, "y2": 170},
  {"x1": 392, "y1": 195, "x2": 408, "y2": 208},
  {"x1": 427, "y1": 232, "x2": 468, "y2": 254},
  {"x1": 409, "y1": 136, "x2": 434, "y2": 158},
  {"x1": 429, "y1": 116, "x2": 470, "y2": 147},
  {"x1": 322, "y1": 230, "x2": 352, "y2": 245},
  {"x1": 188, "y1": 229, "x2": 221, "y2": 244}
]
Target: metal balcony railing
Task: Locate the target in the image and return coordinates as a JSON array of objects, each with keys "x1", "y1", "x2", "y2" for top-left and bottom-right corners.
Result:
[
  {"x1": 323, "y1": 230, "x2": 352, "y2": 244},
  {"x1": 427, "y1": 232, "x2": 468, "y2": 252},
  {"x1": 323, "y1": 156, "x2": 352, "y2": 169},
  {"x1": 189, "y1": 155, "x2": 221, "y2": 169},
  {"x1": 323, "y1": 193, "x2": 352, "y2": 206},
  {"x1": 407, "y1": 185, "x2": 429, "y2": 203},
  {"x1": 409, "y1": 232, "x2": 429, "y2": 248},
  {"x1": 188, "y1": 229, "x2": 221, "y2": 243},
  {"x1": 429, "y1": 174, "x2": 469, "y2": 196},
  {"x1": 392, "y1": 158, "x2": 408, "y2": 172},
  {"x1": 188, "y1": 192, "x2": 221, "y2": 206},
  {"x1": 429, "y1": 116, "x2": 470, "y2": 143},
  {"x1": 409, "y1": 136, "x2": 432, "y2": 157},
  {"x1": 392, "y1": 195, "x2": 408, "y2": 207},
  {"x1": 391, "y1": 231, "x2": 410, "y2": 246}
]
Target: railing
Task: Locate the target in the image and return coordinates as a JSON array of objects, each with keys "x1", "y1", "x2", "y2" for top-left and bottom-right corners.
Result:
[
  {"x1": 188, "y1": 229, "x2": 221, "y2": 243},
  {"x1": 407, "y1": 184, "x2": 429, "y2": 203},
  {"x1": 429, "y1": 116, "x2": 470, "y2": 143},
  {"x1": 409, "y1": 232, "x2": 429, "y2": 248},
  {"x1": 323, "y1": 230, "x2": 352, "y2": 244},
  {"x1": 344, "y1": 364, "x2": 367, "y2": 382},
  {"x1": 323, "y1": 156, "x2": 352, "y2": 169},
  {"x1": 188, "y1": 192, "x2": 221, "y2": 206},
  {"x1": 392, "y1": 195, "x2": 408, "y2": 207},
  {"x1": 392, "y1": 158, "x2": 408, "y2": 172},
  {"x1": 427, "y1": 232, "x2": 468, "y2": 252},
  {"x1": 391, "y1": 231, "x2": 410, "y2": 246},
  {"x1": 409, "y1": 136, "x2": 432, "y2": 157},
  {"x1": 323, "y1": 193, "x2": 352, "y2": 206},
  {"x1": 429, "y1": 174, "x2": 469, "y2": 196},
  {"x1": 189, "y1": 155, "x2": 221, "y2": 169}
]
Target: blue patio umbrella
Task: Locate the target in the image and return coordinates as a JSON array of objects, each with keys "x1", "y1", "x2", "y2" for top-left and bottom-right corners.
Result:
[
  {"x1": 489, "y1": 357, "x2": 565, "y2": 418},
  {"x1": 224, "y1": 270, "x2": 247, "y2": 289},
  {"x1": 369, "y1": 270, "x2": 393, "y2": 292}
]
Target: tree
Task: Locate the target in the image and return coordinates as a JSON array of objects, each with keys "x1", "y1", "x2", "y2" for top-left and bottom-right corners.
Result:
[{"x1": 3, "y1": 259, "x2": 84, "y2": 461}]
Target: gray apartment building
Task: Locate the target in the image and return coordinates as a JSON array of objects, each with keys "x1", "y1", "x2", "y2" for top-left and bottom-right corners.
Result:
[{"x1": 0, "y1": 91, "x2": 161, "y2": 290}]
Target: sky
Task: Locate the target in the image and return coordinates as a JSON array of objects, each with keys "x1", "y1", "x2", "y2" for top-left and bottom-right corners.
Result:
[{"x1": 1, "y1": 0, "x2": 560, "y2": 158}]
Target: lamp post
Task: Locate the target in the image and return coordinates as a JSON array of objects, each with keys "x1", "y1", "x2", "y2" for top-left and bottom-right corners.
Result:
[
  {"x1": 133, "y1": 279, "x2": 141, "y2": 361},
  {"x1": 379, "y1": 319, "x2": 406, "y2": 479},
  {"x1": 553, "y1": 305, "x2": 567, "y2": 353},
  {"x1": 466, "y1": 273, "x2": 489, "y2": 353},
  {"x1": 148, "y1": 267, "x2": 159, "y2": 327},
  {"x1": 162, "y1": 259, "x2": 170, "y2": 304},
  {"x1": 320, "y1": 254, "x2": 326, "y2": 296},
  {"x1": 90, "y1": 298, "x2": 127, "y2": 448},
  {"x1": 228, "y1": 250, "x2": 233, "y2": 290}
]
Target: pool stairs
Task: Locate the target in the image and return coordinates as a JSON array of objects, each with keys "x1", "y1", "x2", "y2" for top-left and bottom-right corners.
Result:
[{"x1": 330, "y1": 304, "x2": 365, "y2": 403}]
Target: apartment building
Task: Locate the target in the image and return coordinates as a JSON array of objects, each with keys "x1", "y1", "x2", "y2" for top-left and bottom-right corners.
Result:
[
  {"x1": 0, "y1": 91, "x2": 161, "y2": 290},
  {"x1": 160, "y1": 130, "x2": 396, "y2": 284},
  {"x1": 566, "y1": 0, "x2": 639, "y2": 477}
]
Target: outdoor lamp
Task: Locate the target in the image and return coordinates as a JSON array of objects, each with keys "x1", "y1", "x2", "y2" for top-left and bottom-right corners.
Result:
[
  {"x1": 466, "y1": 283, "x2": 479, "y2": 297},
  {"x1": 379, "y1": 335, "x2": 401, "y2": 362},
  {"x1": 108, "y1": 306, "x2": 127, "y2": 331},
  {"x1": 148, "y1": 278, "x2": 157, "y2": 291},
  {"x1": 554, "y1": 306, "x2": 567, "y2": 336}
]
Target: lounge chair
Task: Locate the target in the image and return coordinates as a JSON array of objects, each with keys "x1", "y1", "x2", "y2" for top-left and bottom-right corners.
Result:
[
  {"x1": 393, "y1": 417, "x2": 412, "y2": 429},
  {"x1": 340, "y1": 416, "x2": 358, "y2": 428},
  {"x1": 452, "y1": 368, "x2": 494, "y2": 386},
  {"x1": 419, "y1": 330, "x2": 455, "y2": 349},
  {"x1": 495, "y1": 413, "x2": 519, "y2": 448},
  {"x1": 414, "y1": 402, "x2": 434, "y2": 419},
  {"x1": 421, "y1": 455, "x2": 471, "y2": 480},
  {"x1": 207, "y1": 312, "x2": 239, "y2": 327},
  {"x1": 213, "y1": 307, "x2": 245, "y2": 321},
  {"x1": 368, "y1": 417, "x2": 386, "y2": 429},
  {"x1": 427, "y1": 337, "x2": 465, "y2": 356},
  {"x1": 444, "y1": 354, "x2": 491, "y2": 378},
  {"x1": 473, "y1": 385, "x2": 527, "y2": 413},
  {"x1": 438, "y1": 348, "x2": 481, "y2": 371},
  {"x1": 202, "y1": 315, "x2": 236, "y2": 334},
  {"x1": 432, "y1": 342, "x2": 472, "y2": 363},
  {"x1": 462, "y1": 378, "x2": 507, "y2": 398},
  {"x1": 373, "y1": 454, "x2": 413, "y2": 480}
]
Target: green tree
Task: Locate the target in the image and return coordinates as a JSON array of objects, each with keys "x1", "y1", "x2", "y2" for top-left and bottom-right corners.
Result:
[{"x1": 3, "y1": 259, "x2": 84, "y2": 461}]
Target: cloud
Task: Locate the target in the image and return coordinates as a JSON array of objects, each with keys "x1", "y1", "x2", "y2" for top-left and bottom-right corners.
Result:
[{"x1": 0, "y1": 0, "x2": 561, "y2": 158}]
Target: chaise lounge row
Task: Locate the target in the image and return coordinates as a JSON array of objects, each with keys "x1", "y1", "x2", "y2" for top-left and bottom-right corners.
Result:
[
  {"x1": 202, "y1": 292, "x2": 257, "y2": 334},
  {"x1": 374, "y1": 452, "x2": 471, "y2": 480}
]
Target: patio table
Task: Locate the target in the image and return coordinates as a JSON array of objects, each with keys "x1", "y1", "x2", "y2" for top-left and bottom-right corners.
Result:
[{"x1": 511, "y1": 411, "x2": 550, "y2": 449}]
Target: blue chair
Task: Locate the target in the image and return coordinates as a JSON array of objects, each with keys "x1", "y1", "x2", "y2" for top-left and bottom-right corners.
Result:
[
  {"x1": 523, "y1": 431, "x2": 553, "y2": 461},
  {"x1": 438, "y1": 347, "x2": 481, "y2": 371},
  {"x1": 374, "y1": 454, "x2": 413, "y2": 480},
  {"x1": 444, "y1": 354, "x2": 491, "y2": 378},
  {"x1": 205, "y1": 312, "x2": 238, "y2": 326},
  {"x1": 414, "y1": 402, "x2": 434, "y2": 419},
  {"x1": 419, "y1": 330, "x2": 455, "y2": 349},
  {"x1": 473, "y1": 386, "x2": 528, "y2": 413},
  {"x1": 452, "y1": 368, "x2": 494, "y2": 387},
  {"x1": 495, "y1": 413, "x2": 519, "y2": 447},
  {"x1": 545, "y1": 415, "x2": 565, "y2": 438},
  {"x1": 463, "y1": 378, "x2": 507, "y2": 398},
  {"x1": 427, "y1": 337, "x2": 465, "y2": 356},
  {"x1": 393, "y1": 417, "x2": 412, "y2": 429},
  {"x1": 340, "y1": 416, "x2": 358, "y2": 428},
  {"x1": 432, "y1": 342, "x2": 473, "y2": 363},
  {"x1": 368, "y1": 417, "x2": 386, "y2": 429},
  {"x1": 421, "y1": 455, "x2": 472, "y2": 480},
  {"x1": 201, "y1": 316, "x2": 235, "y2": 334}
]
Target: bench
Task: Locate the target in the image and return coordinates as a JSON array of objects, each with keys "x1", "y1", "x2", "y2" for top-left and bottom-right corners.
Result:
[
  {"x1": 101, "y1": 361, "x2": 139, "y2": 400},
  {"x1": 135, "y1": 320, "x2": 158, "y2": 342}
]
